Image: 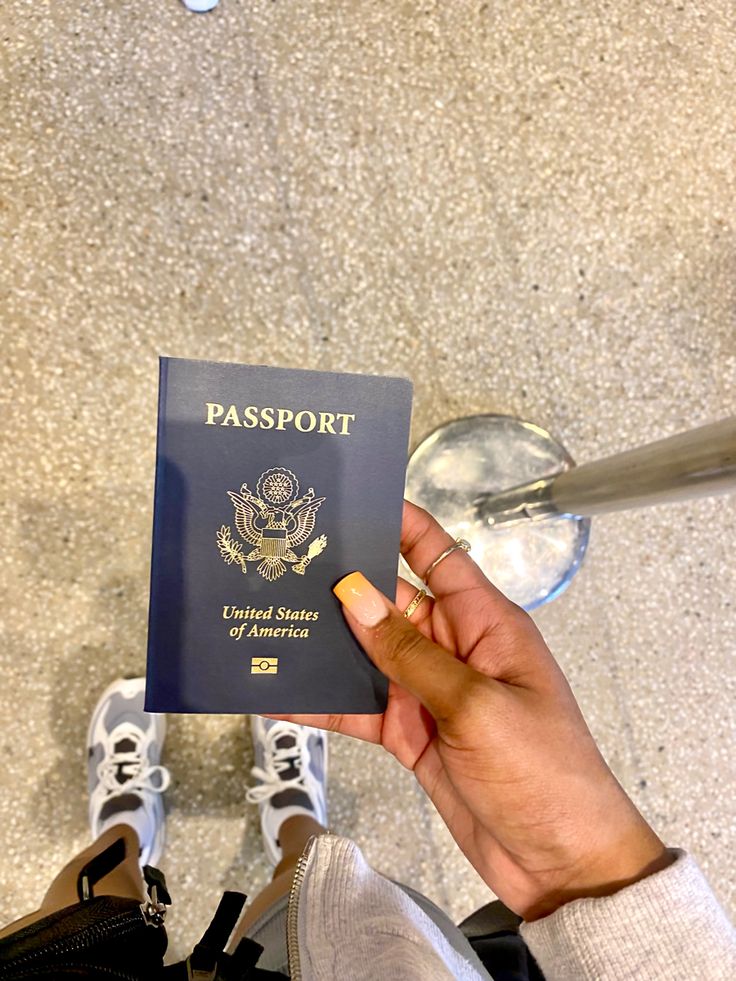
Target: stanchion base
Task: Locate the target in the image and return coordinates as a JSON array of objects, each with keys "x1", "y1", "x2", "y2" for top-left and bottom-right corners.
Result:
[{"x1": 405, "y1": 415, "x2": 590, "y2": 610}]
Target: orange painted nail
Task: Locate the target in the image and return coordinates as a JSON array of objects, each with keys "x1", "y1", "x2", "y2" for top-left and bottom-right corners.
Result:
[{"x1": 333, "y1": 571, "x2": 390, "y2": 627}]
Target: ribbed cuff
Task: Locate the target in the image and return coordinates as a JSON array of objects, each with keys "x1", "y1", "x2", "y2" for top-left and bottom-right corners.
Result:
[{"x1": 520, "y1": 849, "x2": 736, "y2": 980}]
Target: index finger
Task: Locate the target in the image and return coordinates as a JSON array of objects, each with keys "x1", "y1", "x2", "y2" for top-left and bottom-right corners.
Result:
[
  {"x1": 401, "y1": 500, "x2": 514, "y2": 609},
  {"x1": 262, "y1": 712, "x2": 382, "y2": 743}
]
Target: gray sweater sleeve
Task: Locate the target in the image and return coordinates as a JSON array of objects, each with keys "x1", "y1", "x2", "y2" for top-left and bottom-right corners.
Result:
[{"x1": 520, "y1": 849, "x2": 736, "y2": 980}]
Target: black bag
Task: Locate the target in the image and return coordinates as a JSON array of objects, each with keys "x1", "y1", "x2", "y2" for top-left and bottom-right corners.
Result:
[
  {"x1": 461, "y1": 900, "x2": 545, "y2": 981},
  {"x1": 0, "y1": 837, "x2": 286, "y2": 980}
]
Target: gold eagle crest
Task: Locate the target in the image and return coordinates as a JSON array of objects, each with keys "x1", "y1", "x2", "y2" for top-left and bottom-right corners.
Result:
[{"x1": 216, "y1": 467, "x2": 327, "y2": 581}]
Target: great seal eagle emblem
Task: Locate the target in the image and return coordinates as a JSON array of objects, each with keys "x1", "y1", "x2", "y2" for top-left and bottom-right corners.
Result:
[{"x1": 216, "y1": 467, "x2": 327, "y2": 581}]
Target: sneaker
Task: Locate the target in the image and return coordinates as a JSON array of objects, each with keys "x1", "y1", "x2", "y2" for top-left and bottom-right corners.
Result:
[
  {"x1": 246, "y1": 717, "x2": 328, "y2": 866},
  {"x1": 87, "y1": 678, "x2": 170, "y2": 867}
]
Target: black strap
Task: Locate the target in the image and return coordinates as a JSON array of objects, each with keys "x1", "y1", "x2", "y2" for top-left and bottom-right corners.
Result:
[
  {"x1": 198, "y1": 892, "x2": 247, "y2": 952},
  {"x1": 178, "y1": 891, "x2": 287, "y2": 979},
  {"x1": 76, "y1": 836, "x2": 127, "y2": 902},
  {"x1": 221, "y1": 937, "x2": 272, "y2": 980},
  {"x1": 187, "y1": 892, "x2": 248, "y2": 979}
]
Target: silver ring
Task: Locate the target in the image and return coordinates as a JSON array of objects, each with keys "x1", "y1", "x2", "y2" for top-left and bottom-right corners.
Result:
[{"x1": 422, "y1": 539, "x2": 471, "y2": 585}]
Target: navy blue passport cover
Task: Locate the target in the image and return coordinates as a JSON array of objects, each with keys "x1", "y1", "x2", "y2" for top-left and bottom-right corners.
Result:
[{"x1": 145, "y1": 358, "x2": 413, "y2": 714}]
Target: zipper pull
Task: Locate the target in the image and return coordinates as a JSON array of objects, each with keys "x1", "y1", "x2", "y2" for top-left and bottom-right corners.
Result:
[
  {"x1": 140, "y1": 883, "x2": 167, "y2": 927},
  {"x1": 143, "y1": 863, "x2": 172, "y2": 905}
]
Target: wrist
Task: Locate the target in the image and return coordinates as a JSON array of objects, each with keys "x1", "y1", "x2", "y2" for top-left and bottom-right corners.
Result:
[{"x1": 523, "y1": 823, "x2": 674, "y2": 922}]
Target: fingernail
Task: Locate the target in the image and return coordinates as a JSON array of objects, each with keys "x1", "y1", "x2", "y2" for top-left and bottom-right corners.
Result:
[{"x1": 333, "y1": 572, "x2": 390, "y2": 627}]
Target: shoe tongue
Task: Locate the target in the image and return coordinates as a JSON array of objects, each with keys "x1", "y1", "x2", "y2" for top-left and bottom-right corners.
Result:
[{"x1": 275, "y1": 734, "x2": 300, "y2": 779}]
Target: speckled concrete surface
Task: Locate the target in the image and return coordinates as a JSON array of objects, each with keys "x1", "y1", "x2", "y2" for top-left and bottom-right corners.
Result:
[{"x1": 2, "y1": 0, "x2": 735, "y2": 962}]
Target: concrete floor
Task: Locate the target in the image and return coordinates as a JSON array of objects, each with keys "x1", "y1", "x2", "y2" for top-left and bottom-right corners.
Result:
[{"x1": 2, "y1": 0, "x2": 735, "y2": 963}]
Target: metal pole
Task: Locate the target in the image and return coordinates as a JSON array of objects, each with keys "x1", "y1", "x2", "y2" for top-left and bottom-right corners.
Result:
[{"x1": 475, "y1": 417, "x2": 736, "y2": 526}]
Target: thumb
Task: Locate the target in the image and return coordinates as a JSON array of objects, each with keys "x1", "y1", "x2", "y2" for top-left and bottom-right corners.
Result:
[{"x1": 334, "y1": 571, "x2": 476, "y2": 725}]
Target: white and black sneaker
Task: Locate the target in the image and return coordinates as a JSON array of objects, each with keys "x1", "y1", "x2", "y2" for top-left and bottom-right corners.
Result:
[
  {"x1": 246, "y1": 717, "x2": 328, "y2": 866},
  {"x1": 87, "y1": 678, "x2": 170, "y2": 867}
]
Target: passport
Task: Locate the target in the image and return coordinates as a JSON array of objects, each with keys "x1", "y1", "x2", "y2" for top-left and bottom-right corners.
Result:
[{"x1": 145, "y1": 357, "x2": 413, "y2": 714}]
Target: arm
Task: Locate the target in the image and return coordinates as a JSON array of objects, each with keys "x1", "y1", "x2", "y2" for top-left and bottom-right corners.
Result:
[{"x1": 270, "y1": 501, "x2": 736, "y2": 976}]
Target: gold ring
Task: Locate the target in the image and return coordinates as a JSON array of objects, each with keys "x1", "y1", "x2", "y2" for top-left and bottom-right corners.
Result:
[
  {"x1": 422, "y1": 539, "x2": 471, "y2": 584},
  {"x1": 403, "y1": 588, "x2": 428, "y2": 619}
]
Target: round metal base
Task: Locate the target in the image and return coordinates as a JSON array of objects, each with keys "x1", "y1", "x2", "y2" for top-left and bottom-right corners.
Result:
[{"x1": 405, "y1": 415, "x2": 590, "y2": 611}]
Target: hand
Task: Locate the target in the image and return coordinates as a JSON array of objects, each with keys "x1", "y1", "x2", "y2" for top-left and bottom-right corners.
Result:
[{"x1": 269, "y1": 501, "x2": 673, "y2": 920}]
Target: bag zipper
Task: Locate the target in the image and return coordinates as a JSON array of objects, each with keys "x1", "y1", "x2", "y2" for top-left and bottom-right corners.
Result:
[
  {"x1": 286, "y1": 833, "x2": 322, "y2": 981},
  {"x1": 0, "y1": 903, "x2": 164, "y2": 978},
  {"x1": 8, "y1": 961, "x2": 145, "y2": 980}
]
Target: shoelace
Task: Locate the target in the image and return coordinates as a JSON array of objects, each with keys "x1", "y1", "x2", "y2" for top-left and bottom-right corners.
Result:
[
  {"x1": 97, "y1": 729, "x2": 171, "y2": 799},
  {"x1": 245, "y1": 723, "x2": 314, "y2": 804}
]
